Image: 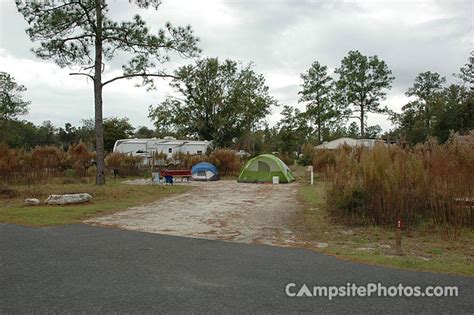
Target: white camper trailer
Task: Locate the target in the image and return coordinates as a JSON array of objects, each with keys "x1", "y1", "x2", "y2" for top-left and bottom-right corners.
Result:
[
  {"x1": 314, "y1": 137, "x2": 387, "y2": 150},
  {"x1": 113, "y1": 137, "x2": 212, "y2": 165}
]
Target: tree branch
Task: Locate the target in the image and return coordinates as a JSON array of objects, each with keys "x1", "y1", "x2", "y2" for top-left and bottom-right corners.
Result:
[
  {"x1": 69, "y1": 72, "x2": 94, "y2": 80},
  {"x1": 60, "y1": 34, "x2": 95, "y2": 42},
  {"x1": 102, "y1": 73, "x2": 179, "y2": 86},
  {"x1": 75, "y1": 0, "x2": 96, "y2": 30}
]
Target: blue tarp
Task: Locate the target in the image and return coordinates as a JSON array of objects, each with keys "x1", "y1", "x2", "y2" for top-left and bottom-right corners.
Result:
[{"x1": 191, "y1": 162, "x2": 218, "y2": 175}]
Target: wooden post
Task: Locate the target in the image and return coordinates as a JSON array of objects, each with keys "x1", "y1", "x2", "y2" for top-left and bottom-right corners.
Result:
[
  {"x1": 471, "y1": 204, "x2": 474, "y2": 228},
  {"x1": 151, "y1": 151, "x2": 155, "y2": 172},
  {"x1": 306, "y1": 166, "x2": 314, "y2": 185},
  {"x1": 396, "y1": 219, "x2": 403, "y2": 255}
]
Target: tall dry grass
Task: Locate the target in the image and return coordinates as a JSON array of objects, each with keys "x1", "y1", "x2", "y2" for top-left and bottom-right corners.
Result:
[
  {"x1": 312, "y1": 148, "x2": 337, "y2": 172},
  {"x1": 323, "y1": 132, "x2": 473, "y2": 239},
  {"x1": 170, "y1": 149, "x2": 242, "y2": 176},
  {"x1": 0, "y1": 145, "x2": 69, "y2": 184},
  {"x1": 1, "y1": 143, "x2": 98, "y2": 184},
  {"x1": 0, "y1": 144, "x2": 30, "y2": 184},
  {"x1": 210, "y1": 149, "x2": 242, "y2": 176},
  {"x1": 298, "y1": 144, "x2": 315, "y2": 166},
  {"x1": 104, "y1": 152, "x2": 143, "y2": 176},
  {"x1": 67, "y1": 142, "x2": 94, "y2": 178}
]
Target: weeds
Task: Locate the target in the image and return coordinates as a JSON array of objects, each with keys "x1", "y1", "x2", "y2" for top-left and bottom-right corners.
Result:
[
  {"x1": 321, "y1": 132, "x2": 473, "y2": 239},
  {"x1": 170, "y1": 149, "x2": 243, "y2": 176},
  {"x1": 104, "y1": 152, "x2": 143, "y2": 176}
]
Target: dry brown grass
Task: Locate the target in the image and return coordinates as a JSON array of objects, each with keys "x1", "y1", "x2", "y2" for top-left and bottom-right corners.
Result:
[
  {"x1": 67, "y1": 143, "x2": 94, "y2": 177},
  {"x1": 294, "y1": 180, "x2": 474, "y2": 276},
  {"x1": 319, "y1": 132, "x2": 474, "y2": 239},
  {"x1": 1, "y1": 144, "x2": 69, "y2": 184},
  {"x1": 171, "y1": 149, "x2": 243, "y2": 176},
  {"x1": 104, "y1": 152, "x2": 143, "y2": 176},
  {"x1": 0, "y1": 179, "x2": 193, "y2": 226}
]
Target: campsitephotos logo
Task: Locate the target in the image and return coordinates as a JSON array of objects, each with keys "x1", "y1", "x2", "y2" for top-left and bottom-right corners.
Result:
[{"x1": 285, "y1": 282, "x2": 459, "y2": 300}]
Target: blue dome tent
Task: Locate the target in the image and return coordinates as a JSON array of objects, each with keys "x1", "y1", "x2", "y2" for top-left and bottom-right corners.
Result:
[{"x1": 191, "y1": 162, "x2": 219, "y2": 181}]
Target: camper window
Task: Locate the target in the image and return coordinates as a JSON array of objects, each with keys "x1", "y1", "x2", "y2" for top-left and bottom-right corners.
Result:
[{"x1": 168, "y1": 148, "x2": 172, "y2": 153}]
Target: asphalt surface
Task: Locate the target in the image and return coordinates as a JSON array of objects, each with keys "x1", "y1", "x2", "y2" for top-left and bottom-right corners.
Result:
[{"x1": 0, "y1": 223, "x2": 472, "y2": 313}]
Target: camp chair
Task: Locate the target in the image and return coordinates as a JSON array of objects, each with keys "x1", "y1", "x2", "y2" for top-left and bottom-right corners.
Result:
[{"x1": 164, "y1": 175, "x2": 173, "y2": 185}]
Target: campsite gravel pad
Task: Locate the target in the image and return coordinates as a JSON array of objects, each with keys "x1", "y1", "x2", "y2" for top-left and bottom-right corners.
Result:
[{"x1": 86, "y1": 181, "x2": 301, "y2": 246}]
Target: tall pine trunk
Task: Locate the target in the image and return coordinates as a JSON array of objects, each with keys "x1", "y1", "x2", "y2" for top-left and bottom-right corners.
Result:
[
  {"x1": 94, "y1": 0, "x2": 105, "y2": 185},
  {"x1": 360, "y1": 106, "x2": 365, "y2": 138},
  {"x1": 317, "y1": 119, "x2": 321, "y2": 144}
]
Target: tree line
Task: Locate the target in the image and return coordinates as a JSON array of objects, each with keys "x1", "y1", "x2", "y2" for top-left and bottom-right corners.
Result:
[{"x1": 2, "y1": 51, "x2": 472, "y2": 157}]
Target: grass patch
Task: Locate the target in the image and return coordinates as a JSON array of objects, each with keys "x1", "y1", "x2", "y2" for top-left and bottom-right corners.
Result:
[
  {"x1": 0, "y1": 178, "x2": 193, "y2": 226},
  {"x1": 292, "y1": 180, "x2": 474, "y2": 276}
]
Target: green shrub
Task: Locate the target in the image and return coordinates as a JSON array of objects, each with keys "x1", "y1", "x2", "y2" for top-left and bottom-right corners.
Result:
[
  {"x1": 298, "y1": 144, "x2": 315, "y2": 166},
  {"x1": 64, "y1": 169, "x2": 76, "y2": 178}
]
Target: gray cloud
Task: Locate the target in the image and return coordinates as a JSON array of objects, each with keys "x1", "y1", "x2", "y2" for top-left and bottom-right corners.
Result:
[{"x1": 0, "y1": 0, "x2": 472, "y2": 131}]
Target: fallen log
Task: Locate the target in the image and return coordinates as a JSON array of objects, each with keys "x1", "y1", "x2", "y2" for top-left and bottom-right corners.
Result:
[{"x1": 45, "y1": 193, "x2": 92, "y2": 205}]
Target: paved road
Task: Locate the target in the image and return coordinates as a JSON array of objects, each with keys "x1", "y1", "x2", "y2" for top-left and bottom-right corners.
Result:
[{"x1": 0, "y1": 224, "x2": 472, "y2": 313}]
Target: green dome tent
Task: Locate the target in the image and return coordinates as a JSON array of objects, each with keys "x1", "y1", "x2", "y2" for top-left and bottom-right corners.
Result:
[{"x1": 238, "y1": 154, "x2": 296, "y2": 183}]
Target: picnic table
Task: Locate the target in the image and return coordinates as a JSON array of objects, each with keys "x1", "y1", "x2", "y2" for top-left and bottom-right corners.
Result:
[{"x1": 160, "y1": 170, "x2": 192, "y2": 184}]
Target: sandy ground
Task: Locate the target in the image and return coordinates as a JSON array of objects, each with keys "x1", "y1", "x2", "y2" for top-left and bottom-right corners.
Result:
[{"x1": 86, "y1": 180, "x2": 302, "y2": 246}]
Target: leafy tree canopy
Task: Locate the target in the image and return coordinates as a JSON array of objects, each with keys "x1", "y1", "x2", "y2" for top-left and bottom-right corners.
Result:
[
  {"x1": 16, "y1": 0, "x2": 200, "y2": 185},
  {"x1": 0, "y1": 72, "x2": 30, "y2": 121},
  {"x1": 406, "y1": 71, "x2": 446, "y2": 102},
  {"x1": 335, "y1": 50, "x2": 394, "y2": 137},
  {"x1": 298, "y1": 61, "x2": 342, "y2": 143},
  {"x1": 81, "y1": 117, "x2": 135, "y2": 151},
  {"x1": 149, "y1": 58, "x2": 277, "y2": 148},
  {"x1": 16, "y1": 0, "x2": 200, "y2": 87},
  {"x1": 455, "y1": 51, "x2": 473, "y2": 89},
  {"x1": 275, "y1": 105, "x2": 311, "y2": 154},
  {"x1": 134, "y1": 126, "x2": 156, "y2": 138},
  {"x1": 390, "y1": 53, "x2": 473, "y2": 144}
]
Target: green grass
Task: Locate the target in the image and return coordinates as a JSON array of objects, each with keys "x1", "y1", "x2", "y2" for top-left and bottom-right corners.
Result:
[
  {"x1": 293, "y1": 180, "x2": 474, "y2": 276},
  {"x1": 0, "y1": 178, "x2": 193, "y2": 226}
]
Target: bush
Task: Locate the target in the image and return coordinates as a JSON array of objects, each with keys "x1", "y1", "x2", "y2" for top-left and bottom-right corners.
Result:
[
  {"x1": 171, "y1": 149, "x2": 242, "y2": 176},
  {"x1": 324, "y1": 132, "x2": 474, "y2": 238},
  {"x1": 0, "y1": 143, "x2": 145, "y2": 183},
  {"x1": 312, "y1": 149, "x2": 336, "y2": 173},
  {"x1": 87, "y1": 165, "x2": 97, "y2": 178},
  {"x1": 210, "y1": 149, "x2": 242, "y2": 176},
  {"x1": 298, "y1": 144, "x2": 315, "y2": 166},
  {"x1": 104, "y1": 152, "x2": 144, "y2": 176},
  {"x1": 277, "y1": 153, "x2": 295, "y2": 167},
  {"x1": 64, "y1": 169, "x2": 76, "y2": 178},
  {"x1": 0, "y1": 144, "x2": 28, "y2": 184},
  {"x1": 1, "y1": 144, "x2": 73, "y2": 184},
  {"x1": 171, "y1": 152, "x2": 195, "y2": 170},
  {"x1": 67, "y1": 142, "x2": 94, "y2": 177},
  {"x1": 190, "y1": 154, "x2": 208, "y2": 167},
  {"x1": 31, "y1": 145, "x2": 68, "y2": 176}
]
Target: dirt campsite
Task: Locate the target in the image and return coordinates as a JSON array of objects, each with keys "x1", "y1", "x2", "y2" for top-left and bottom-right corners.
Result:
[{"x1": 87, "y1": 180, "x2": 302, "y2": 246}]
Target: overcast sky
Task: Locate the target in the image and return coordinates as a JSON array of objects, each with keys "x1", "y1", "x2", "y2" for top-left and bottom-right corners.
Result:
[{"x1": 0, "y1": 0, "x2": 472, "y2": 132}]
